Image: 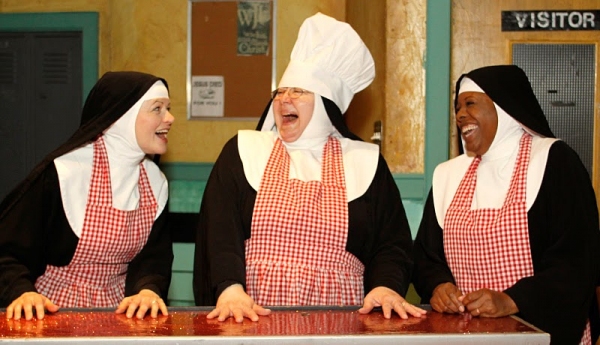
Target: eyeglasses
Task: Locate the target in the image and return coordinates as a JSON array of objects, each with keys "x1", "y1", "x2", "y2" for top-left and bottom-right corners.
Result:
[{"x1": 272, "y1": 87, "x2": 312, "y2": 100}]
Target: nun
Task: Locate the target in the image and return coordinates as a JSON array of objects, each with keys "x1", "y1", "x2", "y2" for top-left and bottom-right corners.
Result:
[
  {"x1": 194, "y1": 13, "x2": 424, "y2": 322},
  {"x1": 413, "y1": 65, "x2": 600, "y2": 345},
  {"x1": 0, "y1": 71, "x2": 174, "y2": 320}
]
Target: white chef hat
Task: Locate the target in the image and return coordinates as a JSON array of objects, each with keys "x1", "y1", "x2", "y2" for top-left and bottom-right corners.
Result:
[{"x1": 278, "y1": 12, "x2": 375, "y2": 114}]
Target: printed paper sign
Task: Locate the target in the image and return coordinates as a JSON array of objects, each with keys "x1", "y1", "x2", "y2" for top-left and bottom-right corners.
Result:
[{"x1": 191, "y1": 76, "x2": 224, "y2": 118}]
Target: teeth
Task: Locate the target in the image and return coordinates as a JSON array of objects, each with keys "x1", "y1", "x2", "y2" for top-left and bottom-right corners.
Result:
[
  {"x1": 462, "y1": 124, "x2": 477, "y2": 134},
  {"x1": 156, "y1": 130, "x2": 169, "y2": 135}
]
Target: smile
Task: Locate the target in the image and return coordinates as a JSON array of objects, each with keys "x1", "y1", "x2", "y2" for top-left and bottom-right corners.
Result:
[
  {"x1": 155, "y1": 129, "x2": 169, "y2": 139},
  {"x1": 461, "y1": 124, "x2": 477, "y2": 137}
]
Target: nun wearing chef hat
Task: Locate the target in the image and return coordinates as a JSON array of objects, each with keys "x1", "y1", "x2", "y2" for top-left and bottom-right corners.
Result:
[{"x1": 194, "y1": 12, "x2": 424, "y2": 322}]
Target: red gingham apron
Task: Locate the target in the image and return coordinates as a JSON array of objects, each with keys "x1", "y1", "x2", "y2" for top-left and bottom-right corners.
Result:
[
  {"x1": 35, "y1": 136, "x2": 157, "y2": 307},
  {"x1": 444, "y1": 133, "x2": 591, "y2": 344},
  {"x1": 246, "y1": 137, "x2": 364, "y2": 306}
]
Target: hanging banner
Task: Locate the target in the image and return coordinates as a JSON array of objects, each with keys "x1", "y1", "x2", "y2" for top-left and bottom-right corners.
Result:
[
  {"x1": 502, "y1": 10, "x2": 600, "y2": 31},
  {"x1": 237, "y1": 0, "x2": 271, "y2": 55}
]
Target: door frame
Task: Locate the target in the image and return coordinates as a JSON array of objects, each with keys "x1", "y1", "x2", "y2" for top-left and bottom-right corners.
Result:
[{"x1": 0, "y1": 12, "x2": 98, "y2": 99}]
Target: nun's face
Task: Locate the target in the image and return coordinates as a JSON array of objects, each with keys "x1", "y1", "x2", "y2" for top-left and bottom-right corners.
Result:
[
  {"x1": 455, "y1": 91, "x2": 498, "y2": 156},
  {"x1": 272, "y1": 88, "x2": 315, "y2": 143},
  {"x1": 135, "y1": 98, "x2": 174, "y2": 155}
]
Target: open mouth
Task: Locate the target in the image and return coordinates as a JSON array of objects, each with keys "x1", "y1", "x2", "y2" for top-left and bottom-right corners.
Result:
[
  {"x1": 155, "y1": 129, "x2": 169, "y2": 139},
  {"x1": 461, "y1": 124, "x2": 477, "y2": 137},
  {"x1": 282, "y1": 114, "x2": 298, "y2": 124}
]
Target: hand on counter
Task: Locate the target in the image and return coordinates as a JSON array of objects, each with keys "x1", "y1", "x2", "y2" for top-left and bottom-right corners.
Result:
[
  {"x1": 115, "y1": 289, "x2": 167, "y2": 319},
  {"x1": 459, "y1": 288, "x2": 518, "y2": 317},
  {"x1": 207, "y1": 284, "x2": 271, "y2": 322},
  {"x1": 358, "y1": 286, "x2": 427, "y2": 319},
  {"x1": 431, "y1": 282, "x2": 464, "y2": 314},
  {"x1": 6, "y1": 291, "x2": 59, "y2": 320}
]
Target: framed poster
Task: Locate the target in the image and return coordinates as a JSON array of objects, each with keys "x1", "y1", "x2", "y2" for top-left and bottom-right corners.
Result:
[{"x1": 187, "y1": 0, "x2": 277, "y2": 120}]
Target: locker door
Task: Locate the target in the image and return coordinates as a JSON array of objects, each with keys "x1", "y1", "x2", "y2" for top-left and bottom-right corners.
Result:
[
  {"x1": 0, "y1": 32, "x2": 82, "y2": 201},
  {"x1": 513, "y1": 43, "x2": 595, "y2": 177},
  {"x1": 0, "y1": 34, "x2": 31, "y2": 201},
  {"x1": 32, "y1": 33, "x2": 82, "y2": 165}
]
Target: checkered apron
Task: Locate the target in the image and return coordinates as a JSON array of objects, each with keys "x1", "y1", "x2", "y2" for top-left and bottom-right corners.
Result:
[
  {"x1": 444, "y1": 133, "x2": 591, "y2": 344},
  {"x1": 35, "y1": 136, "x2": 157, "y2": 307},
  {"x1": 246, "y1": 137, "x2": 364, "y2": 306}
]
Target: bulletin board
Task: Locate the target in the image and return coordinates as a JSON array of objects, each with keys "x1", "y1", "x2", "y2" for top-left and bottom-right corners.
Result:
[{"x1": 187, "y1": 0, "x2": 275, "y2": 120}]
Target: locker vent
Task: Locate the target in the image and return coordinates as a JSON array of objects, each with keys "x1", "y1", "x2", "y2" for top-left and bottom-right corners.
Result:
[
  {"x1": 42, "y1": 52, "x2": 70, "y2": 85},
  {"x1": 0, "y1": 51, "x2": 16, "y2": 84}
]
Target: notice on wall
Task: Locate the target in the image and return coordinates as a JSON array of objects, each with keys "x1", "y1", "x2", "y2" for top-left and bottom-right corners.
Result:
[
  {"x1": 237, "y1": 0, "x2": 271, "y2": 55},
  {"x1": 502, "y1": 10, "x2": 600, "y2": 31},
  {"x1": 191, "y1": 76, "x2": 224, "y2": 118}
]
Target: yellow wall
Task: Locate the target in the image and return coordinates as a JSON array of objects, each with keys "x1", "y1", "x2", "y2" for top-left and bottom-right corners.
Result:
[{"x1": 0, "y1": 0, "x2": 427, "y2": 173}]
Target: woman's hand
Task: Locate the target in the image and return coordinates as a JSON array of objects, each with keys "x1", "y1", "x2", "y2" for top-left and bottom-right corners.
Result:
[
  {"x1": 115, "y1": 289, "x2": 167, "y2": 319},
  {"x1": 359, "y1": 286, "x2": 427, "y2": 319},
  {"x1": 430, "y1": 282, "x2": 464, "y2": 313},
  {"x1": 6, "y1": 292, "x2": 59, "y2": 320},
  {"x1": 207, "y1": 284, "x2": 271, "y2": 322},
  {"x1": 459, "y1": 288, "x2": 518, "y2": 317}
]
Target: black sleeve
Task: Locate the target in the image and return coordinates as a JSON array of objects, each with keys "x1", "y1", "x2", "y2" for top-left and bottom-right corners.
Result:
[
  {"x1": 412, "y1": 189, "x2": 455, "y2": 302},
  {"x1": 351, "y1": 155, "x2": 414, "y2": 296},
  {"x1": 0, "y1": 166, "x2": 77, "y2": 307},
  {"x1": 125, "y1": 207, "x2": 173, "y2": 299},
  {"x1": 193, "y1": 135, "x2": 254, "y2": 305},
  {"x1": 503, "y1": 141, "x2": 600, "y2": 345}
]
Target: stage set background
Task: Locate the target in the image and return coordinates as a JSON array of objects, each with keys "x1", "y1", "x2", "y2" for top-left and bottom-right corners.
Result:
[{"x1": 1, "y1": 0, "x2": 598, "y2": 313}]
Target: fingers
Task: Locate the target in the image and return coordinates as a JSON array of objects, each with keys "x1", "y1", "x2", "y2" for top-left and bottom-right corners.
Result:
[
  {"x1": 361, "y1": 287, "x2": 426, "y2": 319},
  {"x1": 253, "y1": 304, "x2": 272, "y2": 317},
  {"x1": 357, "y1": 298, "x2": 375, "y2": 315},
  {"x1": 139, "y1": 299, "x2": 167, "y2": 319},
  {"x1": 433, "y1": 296, "x2": 460, "y2": 313},
  {"x1": 115, "y1": 292, "x2": 167, "y2": 319},
  {"x1": 208, "y1": 303, "x2": 269, "y2": 322},
  {"x1": 388, "y1": 300, "x2": 408, "y2": 319},
  {"x1": 34, "y1": 302, "x2": 46, "y2": 320},
  {"x1": 7, "y1": 292, "x2": 57, "y2": 321},
  {"x1": 448, "y1": 292, "x2": 464, "y2": 313},
  {"x1": 432, "y1": 283, "x2": 464, "y2": 313},
  {"x1": 135, "y1": 302, "x2": 150, "y2": 320},
  {"x1": 45, "y1": 299, "x2": 60, "y2": 313},
  {"x1": 465, "y1": 301, "x2": 485, "y2": 317},
  {"x1": 217, "y1": 307, "x2": 231, "y2": 322},
  {"x1": 157, "y1": 299, "x2": 168, "y2": 317},
  {"x1": 125, "y1": 299, "x2": 140, "y2": 318},
  {"x1": 233, "y1": 307, "x2": 248, "y2": 322},
  {"x1": 461, "y1": 289, "x2": 517, "y2": 318},
  {"x1": 389, "y1": 300, "x2": 427, "y2": 319},
  {"x1": 11, "y1": 303, "x2": 22, "y2": 321},
  {"x1": 213, "y1": 305, "x2": 259, "y2": 322},
  {"x1": 213, "y1": 306, "x2": 247, "y2": 323},
  {"x1": 115, "y1": 298, "x2": 128, "y2": 314},
  {"x1": 208, "y1": 285, "x2": 267, "y2": 322},
  {"x1": 402, "y1": 301, "x2": 428, "y2": 318}
]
